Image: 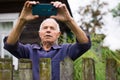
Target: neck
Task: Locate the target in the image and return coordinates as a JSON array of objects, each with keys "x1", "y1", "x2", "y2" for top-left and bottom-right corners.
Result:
[{"x1": 42, "y1": 41, "x2": 55, "y2": 51}]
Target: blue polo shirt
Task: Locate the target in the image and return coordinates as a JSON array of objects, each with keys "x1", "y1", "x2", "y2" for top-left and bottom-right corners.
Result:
[{"x1": 3, "y1": 37, "x2": 91, "y2": 80}]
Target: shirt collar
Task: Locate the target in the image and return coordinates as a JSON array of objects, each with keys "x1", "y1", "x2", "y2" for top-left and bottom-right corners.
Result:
[
  {"x1": 52, "y1": 44, "x2": 61, "y2": 49},
  {"x1": 32, "y1": 44, "x2": 61, "y2": 50}
]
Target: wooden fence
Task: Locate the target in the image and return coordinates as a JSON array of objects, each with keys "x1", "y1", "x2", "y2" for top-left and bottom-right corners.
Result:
[{"x1": 0, "y1": 57, "x2": 119, "y2": 80}]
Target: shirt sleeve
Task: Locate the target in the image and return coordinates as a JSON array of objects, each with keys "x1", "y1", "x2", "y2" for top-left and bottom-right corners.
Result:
[
  {"x1": 67, "y1": 36, "x2": 91, "y2": 61},
  {"x1": 3, "y1": 37, "x2": 30, "y2": 59}
]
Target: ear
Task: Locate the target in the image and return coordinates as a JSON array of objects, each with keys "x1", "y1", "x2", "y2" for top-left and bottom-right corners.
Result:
[
  {"x1": 38, "y1": 31, "x2": 41, "y2": 38},
  {"x1": 57, "y1": 32, "x2": 61, "y2": 38}
]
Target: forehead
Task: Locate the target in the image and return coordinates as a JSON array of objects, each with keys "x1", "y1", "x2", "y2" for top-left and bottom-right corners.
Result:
[{"x1": 41, "y1": 19, "x2": 57, "y2": 27}]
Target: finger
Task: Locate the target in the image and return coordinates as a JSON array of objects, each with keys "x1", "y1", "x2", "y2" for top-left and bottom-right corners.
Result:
[
  {"x1": 59, "y1": 3, "x2": 66, "y2": 8},
  {"x1": 24, "y1": 1, "x2": 29, "y2": 8},
  {"x1": 36, "y1": 1, "x2": 40, "y2": 4},
  {"x1": 51, "y1": 1, "x2": 62, "y2": 8},
  {"x1": 33, "y1": 15, "x2": 39, "y2": 19},
  {"x1": 51, "y1": 1, "x2": 54, "y2": 5},
  {"x1": 27, "y1": 1, "x2": 37, "y2": 8},
  {"x1": 50, "y1": 15, "x2": 57, "y2": 19},
  {"x1": 29, "y1": 1, "x2": 37, "y2": 4}
]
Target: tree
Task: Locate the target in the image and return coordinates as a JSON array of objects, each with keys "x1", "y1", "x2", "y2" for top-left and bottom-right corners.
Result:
[
  {"x1": 78, "y1": 0, "x2": 108, "y2": 34},
  {"x1": 111, "y1": 3, "x2": 120, "y2": 23}
]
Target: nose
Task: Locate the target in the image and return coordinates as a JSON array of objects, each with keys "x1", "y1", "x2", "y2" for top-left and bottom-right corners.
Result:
[{"x1": 46, "y1": 28, "x2": 51, "y2": 33}]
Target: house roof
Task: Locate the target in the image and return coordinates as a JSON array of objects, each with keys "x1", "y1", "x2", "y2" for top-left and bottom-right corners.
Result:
[{"x1": 0, "y1": 0, "x2": 72, "y2": 15}]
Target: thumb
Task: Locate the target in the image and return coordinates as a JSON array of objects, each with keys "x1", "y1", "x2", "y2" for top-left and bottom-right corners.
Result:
[
  {"x1": 34, "y1": 15, "x2": 39, "y2": 18},
  {"x1": 32, "y1": 15, "x2": 39, "y2": 19},
  {"x1": 50, "y1": 15, "x2": 57, "y2": 19}
]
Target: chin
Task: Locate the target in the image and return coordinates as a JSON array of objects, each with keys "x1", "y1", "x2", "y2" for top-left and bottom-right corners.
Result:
[{"x1": 45, "y1": 40, "x2": 54, "y2": 43}]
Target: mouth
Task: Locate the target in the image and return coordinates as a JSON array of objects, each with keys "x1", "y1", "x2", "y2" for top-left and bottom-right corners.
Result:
[{"x1": 44, "y1": 35, "x2": 52, "y2": 38}]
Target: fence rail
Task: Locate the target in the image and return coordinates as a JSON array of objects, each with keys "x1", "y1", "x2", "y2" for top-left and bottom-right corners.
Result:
[{"x1": 0, "y1": 57, "x2": 119, "y2": 80}]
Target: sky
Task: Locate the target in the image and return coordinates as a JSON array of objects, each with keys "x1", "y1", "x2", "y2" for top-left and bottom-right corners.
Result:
[{"x1": 68, "y1": 0, "x2": 120, "y2": 51}]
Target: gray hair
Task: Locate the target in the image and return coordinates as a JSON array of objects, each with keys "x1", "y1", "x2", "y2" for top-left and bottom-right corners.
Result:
[{"x1": 39, "y1": 18, "x2": 60, "y2": 32}]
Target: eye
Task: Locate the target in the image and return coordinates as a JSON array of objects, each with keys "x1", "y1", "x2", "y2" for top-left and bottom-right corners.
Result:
[
  {"x1": 42, "y1": 26, "x2": 48, "y2": 30},
  {"x1": 50, "y1": 27, "x2": 55, "y2": 30}
]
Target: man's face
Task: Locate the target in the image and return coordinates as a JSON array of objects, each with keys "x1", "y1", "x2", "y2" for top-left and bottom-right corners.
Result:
[{"x1": 39, "y1": 19, "x2": 61, "y2": 43}]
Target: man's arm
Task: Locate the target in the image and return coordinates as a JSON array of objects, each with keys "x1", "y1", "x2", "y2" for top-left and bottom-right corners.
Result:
[
  {"x1": 6, "y1": 18, "x2": 26, "y2": 45},
  {"x1": 50, "y1": 2, "x2": 89, "y2": 44},
  {"x1": 65, "y1": 19, "x2": 89, "y2": 44},
  {"x1": 6, "y1": 1, "x2": 39, "y2": 45}
]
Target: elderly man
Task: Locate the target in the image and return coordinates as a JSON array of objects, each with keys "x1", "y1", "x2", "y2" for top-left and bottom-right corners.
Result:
[{"x1": 4, "y1": 1, "x2": 91, "y2": 80}]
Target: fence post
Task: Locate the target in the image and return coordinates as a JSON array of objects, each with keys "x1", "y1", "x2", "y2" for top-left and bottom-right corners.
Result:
[
  {"x1": 39, "y1": 58, "x2": 51, "y2": 80},
  {"x1": 0, "y1": 58, "x2": 13, "y2": 80},
  {"x1": 106, "y1": 58, "x2": 117, "y2": 80},
  {"x1": 82, "y1": 58, "x2": 95, "y2": 80},
  {"x1": 19, "y1": 59, "x2": 32, "y2": 80},
  {"x1": 60, "y1": 57, "x2": 73, "y2": 80}
]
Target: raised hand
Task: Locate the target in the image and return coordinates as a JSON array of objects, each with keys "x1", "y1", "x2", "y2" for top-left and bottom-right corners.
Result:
[
  {"x1": 19, "y1": 1, "x2": 39, "y2": 22},
  {"x1": 50, "y1": 1, "x2": 72, "y2": 22}
]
